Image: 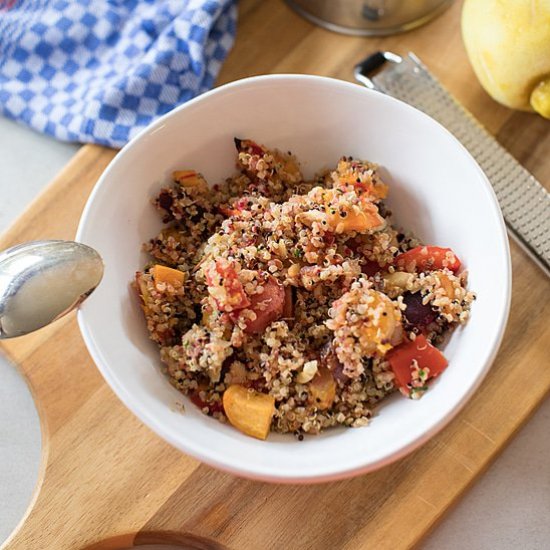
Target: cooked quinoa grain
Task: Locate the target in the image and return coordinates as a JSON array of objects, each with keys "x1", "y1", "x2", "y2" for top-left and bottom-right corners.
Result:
[{"x1": 135, "y1": 139, "x2": 475, "y2": 439}]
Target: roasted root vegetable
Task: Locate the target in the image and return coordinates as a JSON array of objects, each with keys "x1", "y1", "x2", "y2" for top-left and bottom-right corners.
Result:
[
  {"x1": 326, "y1": 203, "x2": 383, "y2": 234},
  {"x1": 172, "y1": 170, "x2": 208, "y2": 190},
  {"x1": 323, "y1": 190, "x2": 385, "y2": 234},
  {"x1": 386, "y1": 335, "x2": 448, "y2": 395},
  {"x1": 395, "y1": 246, "x2": 461, "y2": 273},
  {"x1": 437, "y1": 273, "x2": 456, "y2": 301},
  {"x1": 135, "y1": 271, "x2": 177, "y2": 345},
  {"x1": 361, "y1": 260, "x2": 383, "y2": 277},
  {"x1": 243, "y1": 276, "x2": 285, "y2": 334},
  {"x1": 334, "y1": 158, "x2": 389, "y2": 200},
  {"x1": 223, "y1": 384, "x2": 275, "y2": 440},
  {"x1": 205, "y1": 259, "x2": 250, "y2": 312},
  {"x1": 151, "y1": 265, "x2": 186, "y2": 287},
  {"x1": 234, "y1": 137, "x2": 265, "y2": 157},
  {"x1": 328, "y1": 284, "x2": 403, "y2": 370},
  {"x1": 307, "y1": 366, "x2": 337, "y2": 410},
  {"x1": 402, "y1": 292, "x2": 436, "y2": 328}
]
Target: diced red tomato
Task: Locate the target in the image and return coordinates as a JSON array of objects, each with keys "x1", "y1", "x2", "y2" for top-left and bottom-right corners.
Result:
[
  {"x1": 205, "y1": 260, "x2": 250, "y2": 312},
  {"x1": 386, "y1": 334, "x2": 448, "y2": 390},
  {"x1": 394, "y1": 246, "x2": 461, "y2": 273},
  {"x1": 244, "y1": 276, "x2": 285, "y2": 334}
]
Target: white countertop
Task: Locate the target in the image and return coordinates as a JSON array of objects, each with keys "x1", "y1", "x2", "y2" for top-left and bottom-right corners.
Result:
[{"x1": 0, "y1": 116, "x2": 548, "y2": 548}]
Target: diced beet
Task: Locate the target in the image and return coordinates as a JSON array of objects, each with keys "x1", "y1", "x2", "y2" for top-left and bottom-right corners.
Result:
[
  {"x1": 361, "y1": 260, "x2": 381, "y2": 277},
  {"x1": 244, "y1": 276, "x2": 285, "y2": 334},
  {"x1": 402, "y1": 292, "x2": 436, "y2": 327},
  {"x1": 156, "y1": 191, "x2": 175, "y2": 222},
  {"x1": 157, "y1": 191, "x2": 173, "y2": 210},
  {"x1": 324, "y1": 232, "x2": 335, "y2": 246}
]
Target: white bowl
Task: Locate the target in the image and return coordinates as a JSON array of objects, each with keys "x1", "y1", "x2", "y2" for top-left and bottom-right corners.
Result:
[{"x1": 77, "y1": 75, "x2": 511, "y2": 483}]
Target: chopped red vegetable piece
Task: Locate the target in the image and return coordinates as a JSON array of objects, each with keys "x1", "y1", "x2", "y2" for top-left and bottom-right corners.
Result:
[
  {"x1": 386, "y1": 334, "x2": 448, "y2": 391},
  {"x1": 394, "y1": 246, "x2": 461, "y2": 273},
  {"x1": 234, "y1": 137, "x2": 265, "y2": 157},
  {"x1": 205, "y1": 260, "x2": 250, "y2": 312}
]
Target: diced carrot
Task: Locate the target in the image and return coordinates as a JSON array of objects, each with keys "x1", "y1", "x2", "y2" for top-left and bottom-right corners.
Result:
[
  {"x1": 151, "y1": 265, "x2": 186, "y2": 287},
  {"x1": 438, "y1": 273, "x2": 456, "y2": 300},
  {"x1": 324, "y1": 190, "x2": 384, "y2": 234},
  {"x1": 394, "y1": 246, "x2": 461, "y2": 273}
]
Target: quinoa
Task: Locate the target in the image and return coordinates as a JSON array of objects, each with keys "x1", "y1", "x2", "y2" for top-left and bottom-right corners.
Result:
[{"x1": 134, "y1": 139, "x2": 475, "y2": 438}]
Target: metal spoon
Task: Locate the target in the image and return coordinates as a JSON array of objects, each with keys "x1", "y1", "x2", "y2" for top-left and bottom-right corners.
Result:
[{"x1": 0, "y1": 240, "x2": 103, "y2": 339}]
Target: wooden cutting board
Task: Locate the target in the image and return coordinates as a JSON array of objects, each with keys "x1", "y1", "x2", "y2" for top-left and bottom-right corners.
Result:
[{"x1": 1, "y1": 1, "x2": 549, "y2": 548}]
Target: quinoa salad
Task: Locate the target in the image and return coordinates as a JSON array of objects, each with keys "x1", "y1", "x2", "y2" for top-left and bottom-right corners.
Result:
[{"x1": 135, "y1": 139, "x2": 475, "y2": 440}]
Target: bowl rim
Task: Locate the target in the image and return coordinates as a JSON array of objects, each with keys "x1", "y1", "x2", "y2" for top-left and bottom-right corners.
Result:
[{"x1": 76, "y1": 73, "x2": 512, "y2": 483}]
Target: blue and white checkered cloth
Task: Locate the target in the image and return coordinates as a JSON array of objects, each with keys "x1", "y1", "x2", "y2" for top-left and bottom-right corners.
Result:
[{"x1": 0, "y1": 0, "x2": 236, "y2": 147}]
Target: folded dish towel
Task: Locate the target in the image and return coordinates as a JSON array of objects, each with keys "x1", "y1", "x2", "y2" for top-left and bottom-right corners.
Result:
[{"x1": 0, "y1": 0, "x2": 236, "y2": 147}]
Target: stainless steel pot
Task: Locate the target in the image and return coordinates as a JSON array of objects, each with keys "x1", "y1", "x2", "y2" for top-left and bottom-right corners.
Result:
[{"x1": 285, "y1": 0, "x2": 454, "y2": 36}]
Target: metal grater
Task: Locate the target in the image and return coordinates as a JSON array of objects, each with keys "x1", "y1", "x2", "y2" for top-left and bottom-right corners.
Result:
[{"x1": 354, "y1": 51, "x2": 550, "y2": 278}]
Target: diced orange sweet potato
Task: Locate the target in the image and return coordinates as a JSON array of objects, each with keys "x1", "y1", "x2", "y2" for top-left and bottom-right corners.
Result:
[
  {"x1": 308, "y1": 367, "x2": 336, "y2": 410},
  {"x1": 324, "y1": 191, "x2": 384, "y2": 234},
  {"x1": 223, "y1": 385, "x2": 275, "y2": 440},
  {"x1": 151, "y1": 264, "x2": 186, "y2": 287},
  {"x1": 438, "y1": 273, "x2": 456, "y2": 301}
]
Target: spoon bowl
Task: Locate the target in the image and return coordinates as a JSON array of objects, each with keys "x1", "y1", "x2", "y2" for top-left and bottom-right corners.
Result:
[{"x1": 0, "y1": 240, "x2": 103, "y2": 339}]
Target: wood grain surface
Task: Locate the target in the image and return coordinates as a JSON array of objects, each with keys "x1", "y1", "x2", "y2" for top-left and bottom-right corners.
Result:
[{"x1": 1, "y1": 1, "x2": 549, "y2": 549}]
